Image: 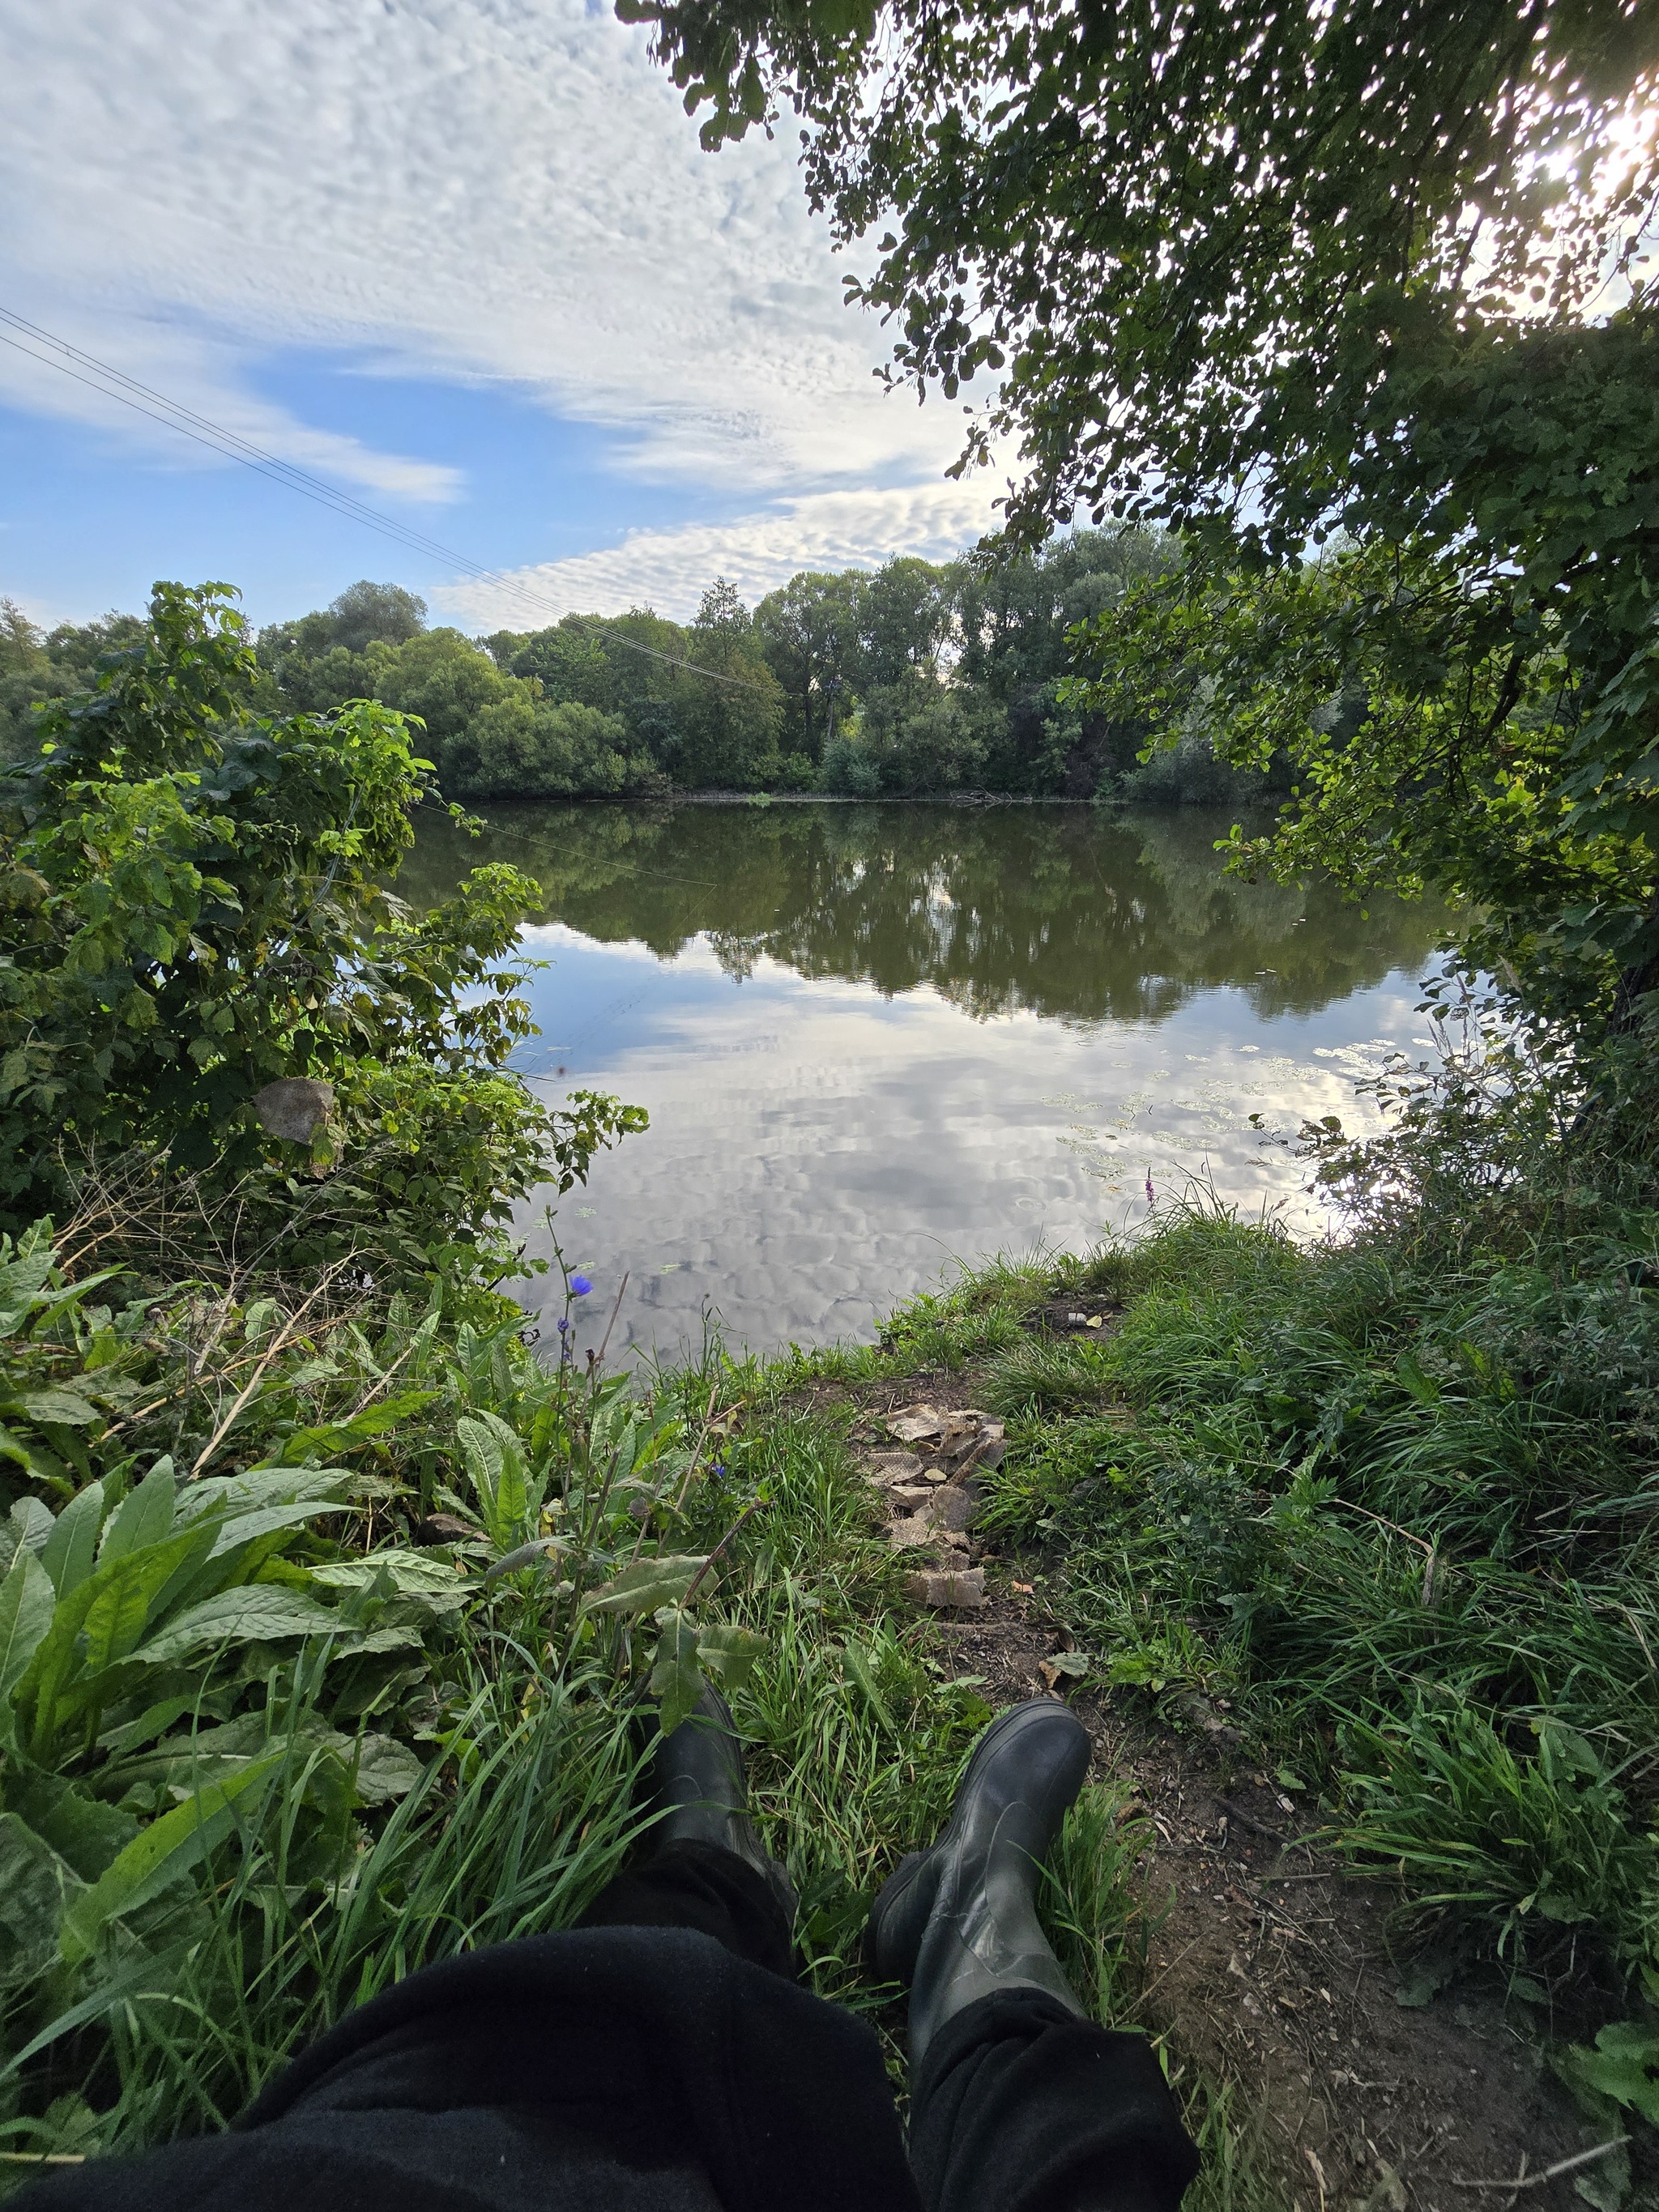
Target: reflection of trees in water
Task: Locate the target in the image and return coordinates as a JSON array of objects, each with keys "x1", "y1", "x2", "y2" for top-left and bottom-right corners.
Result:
[{"x1": 403, "y1": 800, "x2": 1448, "y2": 1025}]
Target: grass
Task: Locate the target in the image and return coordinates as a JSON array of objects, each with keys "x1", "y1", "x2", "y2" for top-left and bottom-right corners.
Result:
[
  {"x1": 0, "y1": 1240, "x2": 1142, "y2": 2170},
  {"x1": 960, "y1": 1204, "x2": 1659, "y2": 2014}
]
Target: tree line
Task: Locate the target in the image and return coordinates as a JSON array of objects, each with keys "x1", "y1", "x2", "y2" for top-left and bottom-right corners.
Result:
[{"x1": 1, "y1": 530, "x2": 1282, "y2": 807}]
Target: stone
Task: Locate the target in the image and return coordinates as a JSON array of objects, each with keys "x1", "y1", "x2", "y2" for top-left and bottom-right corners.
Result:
[
  {"x1": 887, "y1": 1405, "x2": 945, "y2": 1443},
  {"x1": 865, "y1": 1448, "x2": 925, "y2": 1483},
  {"x1": 252, "y1": 1076, "x2": 335, "y2": 1144},
  {"x1": 906, "y1": 1567, "x2": 987, "y2": 1609},
  {"x1": 929, "y1": 1482, "x2": 979, "y2": 1533},
  {"x1": 889, "y1": 1515, "x2": 938, "y2": 1550},
  {"x1": 885, "y1": 1483, "x2": 935, "y2": 1514}
]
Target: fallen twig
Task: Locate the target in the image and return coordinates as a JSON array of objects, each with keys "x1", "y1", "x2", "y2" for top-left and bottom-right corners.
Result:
[
  {"x1": 1214, "y1": 1797, "x2": 1290, "y2": 1843},
  {"x1": 187, "y1": 1265, "x2": 346, "y2": 1478},
  {"x1": 1450, "y1": 2137, "x2": 1628, "y2": 2193}
]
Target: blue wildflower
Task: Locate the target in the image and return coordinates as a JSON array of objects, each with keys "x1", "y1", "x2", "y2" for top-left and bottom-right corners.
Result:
[
  {"x1": 569, "y1": 1274, "x2": 593, "y2": 1296},
  {"x1": 556, "y1": 1316, "x2": 569, "y2": 1333}
]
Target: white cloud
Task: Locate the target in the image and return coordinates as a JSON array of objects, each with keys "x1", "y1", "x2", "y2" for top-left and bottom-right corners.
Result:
[
  {"x1": 435, "y1": 481, "x2": 1006, "y2": 625},
  {"x1": 0, "y1": 0, "x2": 975, "y2": 518}
]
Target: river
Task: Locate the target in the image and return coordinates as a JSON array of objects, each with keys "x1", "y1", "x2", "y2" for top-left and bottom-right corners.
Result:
[{"x1": 403, "y1": 801, "x2": 1447, "y2": 1360}]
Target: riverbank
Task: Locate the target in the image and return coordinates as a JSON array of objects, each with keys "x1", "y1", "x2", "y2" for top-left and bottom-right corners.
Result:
[
  {"x1": 634, "y1": 789, "x2": 1081, "y2": 805},
  {"x1": 3, "y1": 1199, "x2": 1648, "y2": 2205}
]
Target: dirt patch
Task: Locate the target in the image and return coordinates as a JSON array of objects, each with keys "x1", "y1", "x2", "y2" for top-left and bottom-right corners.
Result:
[
  {"x1": 831, "y1": 1363, "x2": 1614, "y2": 2212},
  {"x1": 1020, "y1": 1294, "x2": 1124, "y2": 1337}
]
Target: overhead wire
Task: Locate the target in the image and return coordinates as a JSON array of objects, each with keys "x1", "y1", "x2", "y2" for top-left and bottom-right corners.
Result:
[{"x1": 0, "y1": 305, "x2": 770, "y2": 691}]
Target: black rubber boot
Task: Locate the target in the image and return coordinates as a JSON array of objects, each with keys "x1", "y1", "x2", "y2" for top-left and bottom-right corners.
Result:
[
  {"x1": 651, "y1": 1686, "x2": 797, "y2": 1922},
  {"x1": 868, "y1": 1698, "x2": 1091, "y2": 2060}
]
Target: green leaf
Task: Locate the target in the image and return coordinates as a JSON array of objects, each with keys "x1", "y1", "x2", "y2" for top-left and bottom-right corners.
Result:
[
  {"x1": 79, "y1": 1532, "x2": 207, "y2": 1679},
  {"x1": 349, "y1": 1734, "x2": 426, "y2": 1805},
  {"x1": 130, "y1": 1585, "x2": 340, "y2": 1665},
  {"x1": 172, "y1": 1468, "x2": 348, "y2": 1530},
  {"x1": 457, "y1": 1411, "x2": 532, "y2": 1550},
  {"x1": 96, "y1": 1695, "x2": 195, "y2": 1758},
  {"x1": 582, "y1": 1554, "x2": 709, "y2": 1618},
  {"x1": 20, "y1": 1528, "x2": 209, "y2": 1750},
  {"x1": 309, "y1": 1549, "x2": 471, "y2": 1610},
  {"x1": 277, "y1": 1389, "x2": 442, "y2": 1465},
  {"x1": 7, "y1": 1777, "x2": 138, "y2": 1882},
  {"x1": 649, "y1": 1607, "x2": 704, "y2": 1737},
  {"x1": 0, "y1": 1549, "x2": 55, "y2": 1715},
  {"x1": 1394, "y1": 1952, "x2": 1456, "y2": 2008},
  {"x1": 98, "y1": 1456, "x2": 177, "y2": 1564},
  {"x1": 40, "y1": 1482, "x2": 104, "y2": 1596},
  {"x1": 0, "y1": 1814, "x2": 87, "y2": 1989},
  {"x1": 696, "y1": 1621, "x2": 767, "y2": 1696},
  {"x1": 202, "y1": 1498, "x2": 348, "y2": 1563},
  {"x1": 1560, "y1": 2023, "x2": 1659, "y2": 2125},
  {"x1": 15, "y1": 1388, "x2": 100, "y2": 1428},
  {"x1": 9, "y1": 1496, "x2": 53, "y2": 1556},
  {"x1": 60, "y1": 1750, "x2": 284, "y2": 1965},
  {"x1": 841, "y1": 1637, "x2": 897, "y2": 1733}
]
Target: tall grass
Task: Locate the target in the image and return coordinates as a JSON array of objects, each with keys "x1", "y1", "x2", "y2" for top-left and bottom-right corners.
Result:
[{"x1": 977, "y1": 1199, "x2": 1659, "y2": 1989}]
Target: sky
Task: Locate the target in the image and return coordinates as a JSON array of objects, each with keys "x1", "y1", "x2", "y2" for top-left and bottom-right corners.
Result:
[{"x1": 0, "y1": 0, "x2": 1004, "y2": 632}]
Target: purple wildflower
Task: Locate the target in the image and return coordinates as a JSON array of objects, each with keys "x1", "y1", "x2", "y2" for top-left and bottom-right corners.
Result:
[
  {"x1": 556, "y1": 1316, "x2": 569, "y2": 1334},
  {"x1": 1145, "y1": 1175, "x2": 1155, "y2": 1208},
  {"x1": 569, "y1": 1274, "x2": 593, "y2": 1297}
]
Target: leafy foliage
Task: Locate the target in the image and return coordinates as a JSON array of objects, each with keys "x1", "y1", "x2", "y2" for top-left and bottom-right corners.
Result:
[
  {"x1": 0, "y1": 581, "x2": 641, "y2": 1268},
  {"x1": 254, "y1": 536, "x2": 1183, "y2": 801},
  {"x1": 1073, "y1": 305, "x2": 1659, "y2": 1025},
  {"x1": 625, "y1": 0, "x2": 1658, "y2": 1046}
]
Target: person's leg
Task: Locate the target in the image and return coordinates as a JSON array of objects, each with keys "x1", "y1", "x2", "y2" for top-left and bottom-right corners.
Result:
[
  {"x1": 580, "y1": 1838, "x2": 794, "y2": 1976},
  {"x1": 578, "y1": 1687, "x2": 797, "y2": 1975},
  {"x1": 868, "y1": 1700, "x2": 1198, "y2": 2212},
  {"x1": 906, "y1": 1989, "x2": 1197, "y2": 2212},
  {"x1": 14, "y1": 1697, "x2": 918, "y2": 2212}
]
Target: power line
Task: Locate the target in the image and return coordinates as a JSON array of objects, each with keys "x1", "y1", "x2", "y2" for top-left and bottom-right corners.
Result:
[{"x1": 0, "y1": 305, "x2": 770, "y2": 691}]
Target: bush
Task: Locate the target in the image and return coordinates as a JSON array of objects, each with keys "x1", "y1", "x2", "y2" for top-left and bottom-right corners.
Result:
[
  {"x1": 979, "y1": 1072, "x2": 1659, "y2": 1987},
  {"x1": 819, "y1": 735, "x2": 883, "y2": 797},
  {"x1": 0, "y1": 582, "x2": 642, "y2": 1275},
  {"x1": 438, "y1": 696, "x2": 669, "y2": 802}
]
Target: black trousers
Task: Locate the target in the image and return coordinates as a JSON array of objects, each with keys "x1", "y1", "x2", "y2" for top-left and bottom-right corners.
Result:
[{"x1": 20, "y1": 1842, "x2": 1198, "y2": 2212}]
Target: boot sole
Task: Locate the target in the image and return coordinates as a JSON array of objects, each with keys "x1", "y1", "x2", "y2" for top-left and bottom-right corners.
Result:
[{"x1": 867, "y1": 1701, "x2": 1085, "y2": 1983}]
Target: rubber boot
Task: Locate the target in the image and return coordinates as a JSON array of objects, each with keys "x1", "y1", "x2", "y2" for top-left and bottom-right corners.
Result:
[
  {"x1": 868, "y1": 1698, "x2": 1091, "y2": 2060},
  {"x1": 651, "y1": 1685, "x2": 797, "y2": 1921}
]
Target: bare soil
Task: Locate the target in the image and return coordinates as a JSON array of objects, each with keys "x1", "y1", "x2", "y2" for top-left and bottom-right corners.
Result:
[{"x1": 805, "y1": 1362, "x2": 1625, "y2": 2212}]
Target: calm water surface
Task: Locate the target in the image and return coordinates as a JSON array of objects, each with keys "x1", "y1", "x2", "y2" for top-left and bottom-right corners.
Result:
[{"x1": 405, "y1": 803, "x2": 1446, "y2": 1360}]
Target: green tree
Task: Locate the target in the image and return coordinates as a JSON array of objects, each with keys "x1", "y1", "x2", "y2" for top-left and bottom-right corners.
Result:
[
  {"x1": 2, "y1": 603, "x2": 148, "y2": 768},
  {"x1": 753, "y1": 569, "x2": 866, "y2": 757},
  {"x1": 1073, "y1": 307, "x2": 1659, "y2": 1021},
  {"x1": 441, "y1": 695, "x2": 668, "y2": 800},
  {"x1": 623, "y1": 0, "x2": 1653, "y2": 549}
]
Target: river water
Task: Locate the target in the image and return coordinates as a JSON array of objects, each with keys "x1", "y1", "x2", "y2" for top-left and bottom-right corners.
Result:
[{"x1": 403, "y1": 802, "x2": 1447, "y2": 1361}]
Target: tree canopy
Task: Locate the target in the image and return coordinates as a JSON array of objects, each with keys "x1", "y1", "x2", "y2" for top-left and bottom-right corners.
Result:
[{"x1": 621, "y1": 0, "x2": 1655, "y2": 549}]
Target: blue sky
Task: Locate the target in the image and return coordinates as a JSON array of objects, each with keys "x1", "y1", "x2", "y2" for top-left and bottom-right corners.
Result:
[
  {"x1": 0, "y1": 350, "x2": 719, "y2": 628},
  {"x1": 0, "y1": 0, "x2": 1000, "y2": 632}
]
